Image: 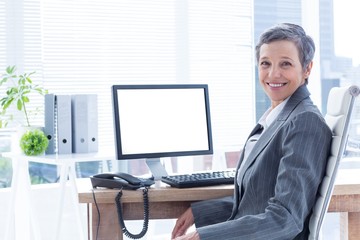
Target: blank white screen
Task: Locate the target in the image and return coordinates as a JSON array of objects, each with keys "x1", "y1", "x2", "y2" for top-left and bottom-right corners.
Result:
[{"x1": 117, "y1": 88, "x2": 210, "y2": 155}]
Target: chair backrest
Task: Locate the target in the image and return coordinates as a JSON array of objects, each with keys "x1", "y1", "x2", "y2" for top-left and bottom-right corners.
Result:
[{"x1": 308, "y1": 85, "x2": 360, "y2": 240}]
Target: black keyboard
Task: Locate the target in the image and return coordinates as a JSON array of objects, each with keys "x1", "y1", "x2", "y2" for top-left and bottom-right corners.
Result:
[{"x1": 161, "y1": 170, "x2": 236, "y2": 188}]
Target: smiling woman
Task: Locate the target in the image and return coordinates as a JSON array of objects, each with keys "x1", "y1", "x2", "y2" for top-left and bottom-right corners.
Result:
[
  {"x1": 1, "y1": 1, "x2": 356, "y2": 239},
  {"x1": 172, "y1": 23, "x2": 332, "y2": 240}
]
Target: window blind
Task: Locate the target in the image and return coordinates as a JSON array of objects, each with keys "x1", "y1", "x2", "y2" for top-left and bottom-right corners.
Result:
[
  {"x1": 188, "y1": 0, "x2": 254, "y2": 149},
  {"x1": 2, "y1": 0, "x2": 254, "y2": 154}
]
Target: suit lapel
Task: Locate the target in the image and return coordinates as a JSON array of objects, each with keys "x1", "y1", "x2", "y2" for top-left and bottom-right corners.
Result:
[
  {"x1": 235, "y1": 123, "x2": 263, "y2": 169},
  {"x1": 234, "y1": 85, "x2": 311, "y2": 204},
  {"x1": 236, "y1": 120, "x2": 284, "y2": 179}
]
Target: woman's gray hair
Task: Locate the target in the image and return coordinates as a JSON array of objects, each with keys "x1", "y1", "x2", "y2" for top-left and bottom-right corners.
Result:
[{"x1": 255, "y1": 23, "x2": 315, "y2": 81}]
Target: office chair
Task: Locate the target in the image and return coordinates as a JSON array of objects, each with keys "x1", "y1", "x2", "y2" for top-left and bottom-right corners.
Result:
[{"x1": 308, "y1": 85, "x2": 360, "y2": 240}]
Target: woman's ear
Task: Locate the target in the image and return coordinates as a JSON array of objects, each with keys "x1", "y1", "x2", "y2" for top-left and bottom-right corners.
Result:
[{"x1": 304, "y1": 61, "x2": 313, "y2": 79}]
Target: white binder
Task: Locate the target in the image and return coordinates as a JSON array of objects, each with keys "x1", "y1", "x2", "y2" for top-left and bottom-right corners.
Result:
[
  {"x1": 71, "y1": 94, "x2": 98, "y2": 153},
  {"x1": 56, "y1": 95, "x2": 72, "y2": 154},
  {"x1": 44, "y1": 94, "x2": 56, "y2": 154}
]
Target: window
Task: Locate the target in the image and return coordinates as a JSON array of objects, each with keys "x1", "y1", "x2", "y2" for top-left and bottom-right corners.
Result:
[
  {"x1": 40, "y1": 0, "x2": 254, "y2": 152},
  {"x1": 0, "y1": 0, "x2": 254, "y2": 180}
]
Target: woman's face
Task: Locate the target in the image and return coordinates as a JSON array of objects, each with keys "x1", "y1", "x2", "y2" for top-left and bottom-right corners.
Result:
[{"x1": 258, "y1": 40, "x2": 312, "y2": 108}]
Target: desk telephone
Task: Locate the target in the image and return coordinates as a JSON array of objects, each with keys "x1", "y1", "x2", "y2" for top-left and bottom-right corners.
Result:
[
  {"x1": 90, "y1": 172, "x2": 154, "y2": 239},
  {"x1": 90, "y1": 172, "x2": 154, "y2": 190}
]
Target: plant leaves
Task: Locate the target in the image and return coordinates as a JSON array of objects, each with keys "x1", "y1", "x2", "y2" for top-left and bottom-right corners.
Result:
[
  {"x1": 22, "y1": 96, "x2": 29, "y2": 103},
  {"x1": 0, "y1": 78, "x2": 7, "y2": 85},
  {"x1": 2, "y1": 98, "x2": 13, "y2": 110},
  {"x1": 17, "y1": 99, "x2": 23, "y2": 110},
  {"x1": 19, "y1": 129, "x2": 49, "y2": 156},
  {"x1": 6, "y1": 66, "x2": 16, "y2": 74},
  {"x1": 35, "y1": 88, "x2": 48, "y2": 95},
  {"x1": 1, "y1": 65, "x2": 48, "y2": 127},
  {"x1": 26, "y1": 77, "x2": 33, "y2": 84}
]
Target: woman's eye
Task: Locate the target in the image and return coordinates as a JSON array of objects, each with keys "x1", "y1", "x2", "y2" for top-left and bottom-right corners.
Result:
[
  {"x1": 260, "y1": 61, "x2": 270, "y2": 66},
  {"x1": 281, "y1": 61, "x2": 292, "y2": 67}
]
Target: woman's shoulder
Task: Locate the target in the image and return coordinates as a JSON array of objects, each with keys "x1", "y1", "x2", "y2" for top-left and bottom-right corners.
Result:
[{"x1": 289, "y1": 104, "x2": 331, "y2": 134}]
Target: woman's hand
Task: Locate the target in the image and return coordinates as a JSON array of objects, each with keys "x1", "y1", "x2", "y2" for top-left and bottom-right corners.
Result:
[
  {"x1": 171, "y1": 207, "x2": 195, "y2": 239},
  {"x1": 172, "y1": 231, "x2": 200, "y2": 240}
]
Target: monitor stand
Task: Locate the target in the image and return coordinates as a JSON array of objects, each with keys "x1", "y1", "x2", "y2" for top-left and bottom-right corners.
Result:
[{"x1": 146, "y1": 158, "x2": 169, "y2": 180}]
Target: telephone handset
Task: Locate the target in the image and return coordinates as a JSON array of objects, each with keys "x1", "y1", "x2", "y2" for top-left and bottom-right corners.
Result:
[
  {"x1": 90, "y1": 172, "x2": 154, "y2": 190},
  {"x1": 90, "y1": 172, "x2": 154, "y2": 239}
]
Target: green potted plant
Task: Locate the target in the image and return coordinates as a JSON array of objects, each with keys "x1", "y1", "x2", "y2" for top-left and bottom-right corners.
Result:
[
  {"x1": 0, "y1": 65, "x2": 48, "y2": 127},
  {"x1": 0, "y1": 65, "x2": 49, "y2": 155},
  {"x1": 20, "y1": 128, "x2": 49, "y2": 156}
]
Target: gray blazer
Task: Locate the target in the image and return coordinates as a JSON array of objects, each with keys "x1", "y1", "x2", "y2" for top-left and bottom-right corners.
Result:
[{"x1": 192, "y1": 85, "x2": 332, "y2": 240}]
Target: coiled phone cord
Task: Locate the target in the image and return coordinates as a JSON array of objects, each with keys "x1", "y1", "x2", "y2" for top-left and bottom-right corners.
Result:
[{"x1": 115, "y1": 187, "x2": 150, "y2": 239}]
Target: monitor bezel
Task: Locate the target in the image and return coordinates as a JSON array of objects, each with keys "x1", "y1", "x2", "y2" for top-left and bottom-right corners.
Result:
[{"x1": 112, "y1": 84, "x2": 213, "y2": 160}]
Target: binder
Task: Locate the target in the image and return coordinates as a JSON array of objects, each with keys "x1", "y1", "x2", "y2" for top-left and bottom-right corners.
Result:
[
  {"x1": 56, "y1": 95, "x2": 72, "y2": 154},
  {"x1": 44, "y1": 94, "x2": 56, "y2": 154},
  {"x1": 71, "y1": 94, "x2": 98, "y2": 153}
]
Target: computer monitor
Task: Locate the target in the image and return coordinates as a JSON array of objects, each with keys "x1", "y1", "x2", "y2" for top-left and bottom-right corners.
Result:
[{"x1": 112, "y1": 84, "x2": 213, "y2": 179}]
